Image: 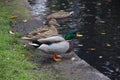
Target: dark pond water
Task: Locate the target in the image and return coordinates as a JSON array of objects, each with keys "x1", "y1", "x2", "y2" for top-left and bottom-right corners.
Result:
[{"x1": 31, "y1": 0, "x2": 120, "y2": 80}]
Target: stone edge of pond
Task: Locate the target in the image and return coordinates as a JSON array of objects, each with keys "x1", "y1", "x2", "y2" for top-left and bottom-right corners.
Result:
[{"x1": 19, "y1": 0, "x2": 111, "y2": 80}]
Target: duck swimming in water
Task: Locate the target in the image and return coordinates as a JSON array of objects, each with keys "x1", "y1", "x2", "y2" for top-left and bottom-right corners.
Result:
[
  {"x1": 29, "y1": 32, "x2": 80, "y2": 61},
  {"x1": 21, "y1": 19, "x2": 59, "y2": 40},
  {"x1": 46, "y1": 11, "x2": 74, "y2": 20}
]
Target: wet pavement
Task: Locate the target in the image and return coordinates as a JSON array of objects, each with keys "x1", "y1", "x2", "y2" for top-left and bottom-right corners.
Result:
[{"x1": 30, "y1": 0, "x2": 120, "y2": 80}]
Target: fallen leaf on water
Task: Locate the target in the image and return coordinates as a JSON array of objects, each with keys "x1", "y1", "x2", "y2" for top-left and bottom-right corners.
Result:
[
  {"x1": 106, "y1": 43, "x2": 111, "y2": 47},
  {"x1": 99, "y1": 20, "x2": 106, "y2": 23},
  {"x1": 76, "y1": 33, "x2": 83, "y2": 37},
  {"x1": 96, "y1": 2, "x2": 101, "y2": 6},
  {"x1": 88, "y1": 48, "x2": 96, "y2": 51},
  {"x1": 101, "y1": 32, "x2": 106, "y2": 35},
  {"x1": 99, "y1": 56, "x2": 103, "y2": 58},
  {"x1": 78, "y1": 44, "x2": 83, "y2": 47},
  {"x1": 10, "y1": 16, "x2": 17, "y2": 19}
]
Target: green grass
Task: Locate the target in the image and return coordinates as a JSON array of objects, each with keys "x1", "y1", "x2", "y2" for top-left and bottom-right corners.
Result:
[{"x1": 0, "y1": 1, "x2": 37, "y2": 80}]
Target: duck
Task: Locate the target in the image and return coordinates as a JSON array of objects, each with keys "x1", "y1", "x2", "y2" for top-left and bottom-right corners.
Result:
[
  {"x1": 46, "y1": 11, "x2": 74, "y2": 20},
  {"x1": 29, "y1": 32, "x2": 81, "y2": 61},
  {"x1": 21, "y1": 19, "x2": 60, "y2": 40}
]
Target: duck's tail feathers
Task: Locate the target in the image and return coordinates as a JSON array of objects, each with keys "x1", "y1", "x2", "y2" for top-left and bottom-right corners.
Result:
[{"x1": 69, "y1": 11, "x2": 74, "y2": 15}]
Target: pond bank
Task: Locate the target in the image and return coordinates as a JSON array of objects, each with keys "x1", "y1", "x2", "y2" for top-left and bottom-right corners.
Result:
[{"x1": 14, "y1": 0, "x2": 111, "y2": 80}]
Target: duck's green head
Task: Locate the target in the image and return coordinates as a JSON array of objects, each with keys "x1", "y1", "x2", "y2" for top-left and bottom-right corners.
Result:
[{"x1": 65, "y1": 32, "x2": 83, "y2": 40}]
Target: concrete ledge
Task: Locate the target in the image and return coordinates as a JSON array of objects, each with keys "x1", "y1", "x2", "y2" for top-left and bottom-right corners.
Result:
[{"x1": 29, "y1": 48, "x2": 111, "y2": 80}]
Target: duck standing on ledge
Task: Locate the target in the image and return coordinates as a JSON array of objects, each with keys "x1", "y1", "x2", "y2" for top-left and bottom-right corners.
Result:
[
  {"x1": 29, "y1": 32, "x2": 80, "y2": 61},
  {"x1": 46, "y1": 11, "x2": 74, "y2": 20},
  {"x1": 21, "y1": 19, "x2": 59, "y2": 40}
]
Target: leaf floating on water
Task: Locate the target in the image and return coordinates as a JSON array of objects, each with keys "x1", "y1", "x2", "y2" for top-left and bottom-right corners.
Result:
[
  {"x1": 23, "y1": 19, "x2": 27, "y2": 23},
  {"x1": 10, "y1": 16, "x2": 17, "y2": 19},
  {"x1": 106, "y1": 43, "x2": 111, "y2": 47},
  {"x1": 101, "y1": 32, "x2": 106, "y2": 35},
  {"x1": 99, "y1": 20, "x2": 106, "y2": 23},
  {"x1": 9, "y1": 30, "x2": 15, "y2": 35},
  {"x1": 51, "y1": 5, "x2": 56, "y2": 7},
  {"x1": 76, "y1": 33, "x2": 83, "y2": 37},
  {"x1": 99, "y1": 56, "x2": 103, "y2": 58},
  {"x1": 78, "y1": 44, "x2": 83, "y2": 47},
  {"x1": 88, "y1": 48, "x2": 96, "y2": 51},
  {"x1": 96, "y1": 2, "x2": 101, "y2": 6}
]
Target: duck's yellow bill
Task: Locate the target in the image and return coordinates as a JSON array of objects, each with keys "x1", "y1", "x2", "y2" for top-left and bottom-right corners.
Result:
[{"x1": 76, "y1": 33, "x2": 83, "y2": 37}]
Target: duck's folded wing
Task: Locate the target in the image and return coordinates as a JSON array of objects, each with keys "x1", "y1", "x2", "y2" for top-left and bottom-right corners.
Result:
[{"x1": 37, "y1": 36, "x2": 65, "y2": 43}]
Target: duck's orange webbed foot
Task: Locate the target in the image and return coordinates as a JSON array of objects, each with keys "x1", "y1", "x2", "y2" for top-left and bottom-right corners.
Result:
[{"x1": 53, "y1": 54, "x2": 62, "y2": 62}]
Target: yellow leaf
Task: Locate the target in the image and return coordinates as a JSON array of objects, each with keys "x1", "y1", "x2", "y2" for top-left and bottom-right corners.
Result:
[
  {"x1": 101, "y1": 32, "x2": 106, "y2": 35},
  {"x1": 9, "y1": 30, "x2": 15, "y2": 35},
  {"x1": 76, "y1": 33, "x2": 83, "y2": 37},
  {"x1": 10, "y1": 16, "x2": 17, "y2": 19},
  {"x1": 88, "y1": 48, "x2": 96, "y2": 51},
  {"x1": 78, "y1": 44, "x2": 83, "y2": 46},
  {"x1": 106, "y1": 43, "x2": 111, "y2": 47}
]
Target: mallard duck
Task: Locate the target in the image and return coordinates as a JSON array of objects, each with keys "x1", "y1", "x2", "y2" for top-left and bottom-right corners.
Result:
[
  {"x1": 21, "y1": 19, "x2": 60, "y2": 40},
  {"x1": 46, "y1": 11, "x2": 74, "y2": 20},
  {"x1": 29, "y1": 32, "x2": 81, "y2": 61}
]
